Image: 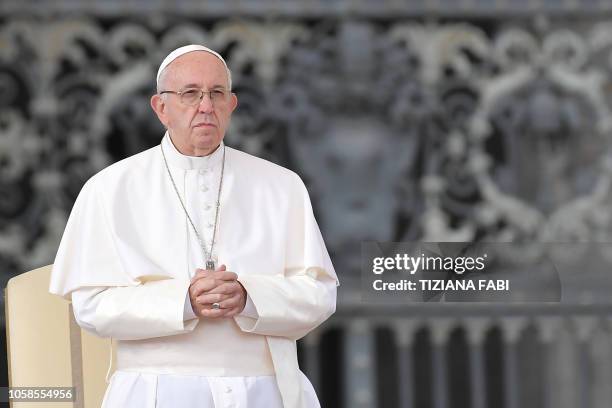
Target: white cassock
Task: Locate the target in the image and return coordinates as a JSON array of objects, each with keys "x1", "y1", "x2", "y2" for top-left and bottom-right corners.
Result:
[{"x1": 49, "y1": 133, "x2": 339, "y2": 408}]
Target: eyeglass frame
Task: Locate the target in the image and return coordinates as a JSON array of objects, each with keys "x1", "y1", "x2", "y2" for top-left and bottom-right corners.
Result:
[{"x1": 158, "y1": 87, "x2": 234, "y2": 106}]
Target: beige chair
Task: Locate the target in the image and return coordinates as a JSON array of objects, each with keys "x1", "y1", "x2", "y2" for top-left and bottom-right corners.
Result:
[{"x1": 5, "y1": 265, "x2": 113, "y2": 408}]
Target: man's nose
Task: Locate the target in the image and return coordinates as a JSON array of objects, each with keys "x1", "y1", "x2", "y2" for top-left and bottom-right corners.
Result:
[{"x1": 198, "y1": 93, "x2": 214, "y2": 113}]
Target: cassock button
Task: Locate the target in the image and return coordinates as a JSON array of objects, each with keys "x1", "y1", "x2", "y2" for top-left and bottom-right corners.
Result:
[
  {"x1": 225, "y1": 386, "x2": 232, "y2": 393},
  {"x1": 199, "y1": 169, "x2": 208, "y2": 175},
  {"x1": 204, "y1": 204, "x2": 211, "y2": 211},
  {"x1": 207, "y1": 223, "x2": 214, "y2": 228},
  {"x1": 200, "y1": 185, "x2": 208, "y2": 192}
]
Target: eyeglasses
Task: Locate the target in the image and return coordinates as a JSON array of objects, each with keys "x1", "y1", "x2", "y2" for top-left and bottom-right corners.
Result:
[{"x1": 159, "y1": 88, "x2": 231, "y2": 106}]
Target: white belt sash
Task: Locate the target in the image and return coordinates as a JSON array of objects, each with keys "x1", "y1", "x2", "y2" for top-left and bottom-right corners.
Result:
[{"x1": 115, "y1": 319, "x2": 275, "y2": 376}]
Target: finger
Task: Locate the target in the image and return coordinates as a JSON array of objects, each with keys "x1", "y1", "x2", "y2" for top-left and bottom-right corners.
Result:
[
  {"x1": 198, "y1": 306, "x2": 230, "y2": 319},
  {"x1": 212, "y1": 305, "x2": 240, "y2": 318},
  {"x1": 205, "y1": 279, "x2": 239, "y2": 295},
  {"x1": 192, "y1": 279, "x2": 238, "y2": 300},
  {"x1": 201, "y1": 293, "x2": 238, "y2": 310},
  {"x1": 204, "y1": 281, "x2": 241, "y2": 296},
  {"x1": 189, "y1": 277, "x2": 218, "y2": 298},
  {"x1": 196, "y1": 296, "x2": 241, "y2": 318},
  {"x1": 211, "y1": 271, "x2": 238, "y2": 281},
  {"x1": 197, "y1": 308, "x2": 222, "y2": 318},
  {"x1": 192, "y1": 270, "x2": 237, "y2": 284},
  {"x1": 218, "y1": 293, "x2": 241, "y2": 309},
  {"x1": 191, "y1": 264, "x2": 227, "y2": 283},
  {"x1": 191, "y1": 269, "x2": 212, "y2": 283},
  {"x1": 196, "y1": 293, "x2": 231, "y2": 305},
  {"x1": 218, "y1": 307, "x2": 241, "y2": 318}
]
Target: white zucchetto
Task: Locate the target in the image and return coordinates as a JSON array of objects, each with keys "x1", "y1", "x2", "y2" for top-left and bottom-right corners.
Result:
[{"x1": 156, "y1": 44, "x2": 229, "y2": 86}]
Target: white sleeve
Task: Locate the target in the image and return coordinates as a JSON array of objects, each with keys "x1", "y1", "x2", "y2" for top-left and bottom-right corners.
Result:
[
  {"x1": 183, "y1": 290, "x2": 198, "y2": 320},
  {"x1": 234, "y1": 268, "x2": 336, "y2": 341},
  {"x1": 71, "y1": 279, "x2": 199, "y2": 340},
  {"x1": 71, "y1": 287, "x2": 107, "y2": 334},
  {"x1": 237, "y1": 294, "x2": 259, "y2": 319}
]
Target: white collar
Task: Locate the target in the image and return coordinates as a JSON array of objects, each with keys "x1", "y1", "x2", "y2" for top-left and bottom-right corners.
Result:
[{"x1": 161, "y1": 131, "x2": 225, "y2": 170}]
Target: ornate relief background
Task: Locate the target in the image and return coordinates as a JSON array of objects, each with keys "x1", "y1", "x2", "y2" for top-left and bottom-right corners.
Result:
[
  {"x1": 3, "y1": 4, "x2": 612, "y2": 407},
  {"x1": 4, "y1": 14, "x2": 612, "y2": 285}
]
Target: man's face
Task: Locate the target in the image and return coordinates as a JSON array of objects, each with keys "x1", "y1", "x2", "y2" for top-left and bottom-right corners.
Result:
[{"x1": 151, "y1": 51, "x2": 238, "y2": 156}]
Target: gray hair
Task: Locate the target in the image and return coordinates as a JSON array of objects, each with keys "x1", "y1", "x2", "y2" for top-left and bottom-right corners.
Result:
[{"x1": 157, "y1": 63, "x2": 232, "y2": 94}]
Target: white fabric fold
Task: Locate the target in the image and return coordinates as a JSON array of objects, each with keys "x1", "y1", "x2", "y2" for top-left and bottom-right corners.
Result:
[
  {"x1": 101, "y1": 370, "x2": 321, "y2": 408},
  {"x1": 72, "y1": 281, "x2": 197, "y2": 340},
  {"x1": 235, "y1": 272, "x2": 336, "y2": 341}
]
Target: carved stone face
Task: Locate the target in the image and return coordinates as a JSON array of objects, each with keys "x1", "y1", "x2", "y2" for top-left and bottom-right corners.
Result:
[
  {"x1": 293, "y1": 116, "x2": 414, "y2": 274},
  {"x1": 490, "y1": 80, "x2": 599, "y2": 215},
  {"x1": 151, "y1": 51, "x2": 238, "y2": 156}
]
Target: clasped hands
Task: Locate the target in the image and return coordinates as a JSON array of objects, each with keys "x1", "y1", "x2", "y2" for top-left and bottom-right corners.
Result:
[{"x1": 188, "y1": 264, "x2": 247, "y2": 318}]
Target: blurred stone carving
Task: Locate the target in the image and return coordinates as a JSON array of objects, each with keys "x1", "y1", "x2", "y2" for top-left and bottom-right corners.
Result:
[{"x1": 2, "y1": 16, "x2": 612, "y2": 283}]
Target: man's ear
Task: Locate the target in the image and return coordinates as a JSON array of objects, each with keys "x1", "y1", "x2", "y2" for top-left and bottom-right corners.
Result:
[
  {"x1": 151, "y1": 94, "x2": 169, "y2": 127},
  {"x1": 229, "y1": 92, "x2": 238, "y2": 113}
]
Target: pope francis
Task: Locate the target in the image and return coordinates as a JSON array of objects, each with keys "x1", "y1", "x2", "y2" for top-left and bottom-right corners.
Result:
[{"x1": 49, "y1": 44, "x2": 339, "y2": 408}]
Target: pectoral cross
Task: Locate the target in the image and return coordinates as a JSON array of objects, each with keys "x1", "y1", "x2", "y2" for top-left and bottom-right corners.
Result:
[{"x1": 206, "y1": 259, "x2": 216, "y2": 270}]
